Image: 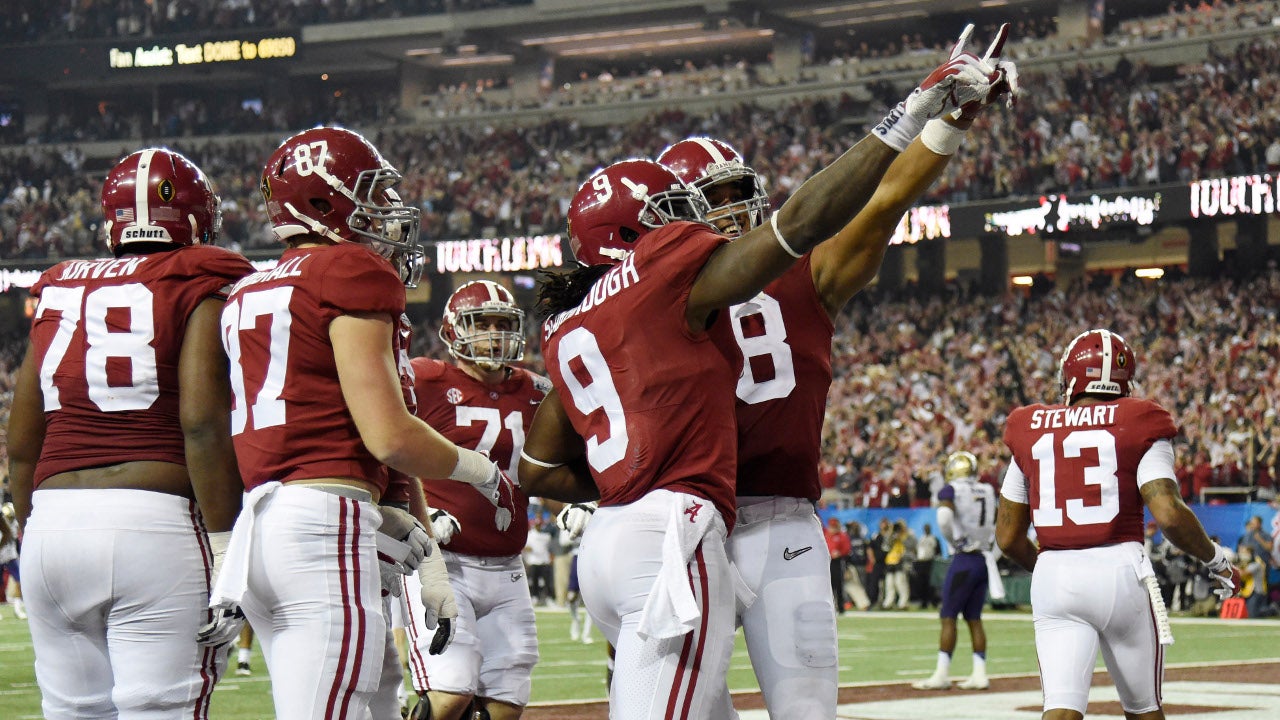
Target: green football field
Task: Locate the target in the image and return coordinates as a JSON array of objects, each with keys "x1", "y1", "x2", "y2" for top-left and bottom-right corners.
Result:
[{"x1": 1, "y1": 606, "x2": 1275, "y2": 717}]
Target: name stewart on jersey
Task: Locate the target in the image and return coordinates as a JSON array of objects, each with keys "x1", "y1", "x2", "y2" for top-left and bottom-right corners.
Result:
[
  {"x1": 227, "y1": 254, "x2": 309, "y2": 295},
  {"x1": 57, "y1": 256, "x2": 148, "y2": 281},
  {"x1": 542, "y1": 253, "x2": 640, "y2": 340},
  {"x1": 1029, "y1": 404, "x2": 1119, "y2": 430}
]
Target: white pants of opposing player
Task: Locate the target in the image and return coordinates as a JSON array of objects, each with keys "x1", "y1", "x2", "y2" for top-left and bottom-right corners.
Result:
[
  {"x1": 1032, "y1": 542, "x2": 1164, "y2": 715},
  {"x1": 712, "y1": 497, "x2": 837, "y2": 720},
  {"x1": 237, "y1": 485, "x2": 386, "y2": 720},
  {"x1": 399, "y1": 552, "x2": 539, "y2": 706},
  {"x1": 22, "y1": 489, "x2": 224, "y2": 720},
  {"x1": 579, "y1": 491, "x2": 736, "y2": 720}
]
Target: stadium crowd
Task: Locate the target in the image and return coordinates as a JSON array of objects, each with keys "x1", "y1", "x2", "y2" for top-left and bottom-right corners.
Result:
[
  {"x1": 4, "y1": 29, "x2": 1280, "y2": 260},
  {"x1": 2, "y1": 270, "x2": 1277, "y2": 505},
  {"x1": 822, "y1": 270, "x2": 1280, "y2": 509}
]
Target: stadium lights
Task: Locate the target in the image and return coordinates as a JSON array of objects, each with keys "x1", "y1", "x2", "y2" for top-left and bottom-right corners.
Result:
[
  {"x1": 520, "y1": 23, "x2": 704, "y2": 46},
  {"x1": 405, "y1": 48, "x2": 443, "y2": 57},
  {"x1": 558, "y1": 30, "x2": 773, "y2": 57},
  {"x1": 818, "y1": 10, "x2": 927, "y2": 28},
  {"x1": 1012, "y1": 275, "x2": 1034, "y2": 286},
  {"x1": 1135, "y1": 268, "x2": 1165, "y2": 279},
  {"x1": 440, "y1": 54, "x2": 514, "y2": 67}
]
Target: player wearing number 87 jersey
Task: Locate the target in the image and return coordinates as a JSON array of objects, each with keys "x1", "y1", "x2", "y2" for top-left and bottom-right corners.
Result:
[
  {"x1": 209, "y1": 127, "x2": 507, "y2": 720},
  {"x1": 997, "y1": 328, "x2": 1241, "y2": 720},
  {"x1": 6, "y1": 148, "x2": 253, "y2": 719}
]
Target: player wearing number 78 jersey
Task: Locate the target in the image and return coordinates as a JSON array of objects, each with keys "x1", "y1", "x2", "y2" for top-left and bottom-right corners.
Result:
[
  {"x1": 7, "y1": 148, "x2": 253, "y2": 718},
  {"x1": 996, "y1": 328, "x2": 1241, "y2": 720}
]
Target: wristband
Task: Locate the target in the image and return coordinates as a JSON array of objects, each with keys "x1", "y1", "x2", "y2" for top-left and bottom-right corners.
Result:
[
  {"x1": 208, "y1": 530, "x2": 231, "y2": 580},
  {"x1": 449, "y1": 447, "x2": 494, "y2": 486},
  {"x1": 872, "y1": 99, "x2": 925, "y2": 153},
  {"x1": 770, "y1": 212, "x2": 802, "y2": 259},
  {"x1": 920, "y1": 118, "x2": 967, "y2": 156},
  {"x1": 1204, "y1": 542, "x2": 1231, "y2": 573}
]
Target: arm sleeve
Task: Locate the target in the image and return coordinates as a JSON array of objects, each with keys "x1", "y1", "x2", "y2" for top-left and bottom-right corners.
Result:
[
  {"x1": 1000, "y1": 459, "x2": 1029, "y2": 504},
  {"x1": 1136, "y1": 439, "x2": 1176, "y2": 488},
  {"x1": 936, "y1": 505, "x2": 956, "y2": 544}
]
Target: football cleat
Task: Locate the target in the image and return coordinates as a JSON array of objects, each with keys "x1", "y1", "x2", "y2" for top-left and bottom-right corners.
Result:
[
  {"x1": 957, "y1": 674, "x2": 989, "y2": 690},
  {"x1": 912, "y1": 673, "x2": 952, "y2": 690},
  {"x1": 235, "y1": 661, "x2": 252, "y2": 676}
]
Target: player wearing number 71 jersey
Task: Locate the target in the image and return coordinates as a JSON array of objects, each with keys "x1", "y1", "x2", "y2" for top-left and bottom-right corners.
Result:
[
  {"x1": 996, "y1": 328, "x2": 1241, "y2": 720},
  {"x1": 7, "y1": 148, "x2": 253, "y2": 718}
]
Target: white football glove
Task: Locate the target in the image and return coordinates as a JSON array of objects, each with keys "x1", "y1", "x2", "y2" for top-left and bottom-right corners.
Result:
[
  {"x1": 1204, "y1": 542, "x2": 1243, "y2": 600},
  {"x1": 416, "y1": 538, "x2": 458, "y2": 655},
  {"x1": 473, "y1": 463, "x2": 515, "y2": 532},
  {"x1": 428, "y1": 508, "x2": 462, "y2": 545},
  {"x1": 374, "y1": 506, "x2": 432, "y2": 597},
  {"x1": 197, "y1": 604, "x2": 246, "y2": 648},
  {"x1": 556, "y1": 502, "x2": 597, "y2": 543},
  {"x1": 873, "y1": 23, "x2": 1004, "y2": 151},
  {"x1": 196, "y1": 530, "x2": 246, "y2": 646}
]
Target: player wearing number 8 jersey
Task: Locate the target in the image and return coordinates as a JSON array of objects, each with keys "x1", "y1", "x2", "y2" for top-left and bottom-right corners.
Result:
[
  {"x1": 653, "y1": 23, "x2": 1018, "y2": 717},
  {"x1": 517, "y1": 46, "x2": 1007, "y2": 715},
  {"x1": 997, "y1": 329, "x2": 1242, "y2": 720},
  {"x1": 7, "y1": 148, "x2": 253, "y2": 719},
  {"x1": 206, "y1": 127, "x2": 510, "y2": 720}
]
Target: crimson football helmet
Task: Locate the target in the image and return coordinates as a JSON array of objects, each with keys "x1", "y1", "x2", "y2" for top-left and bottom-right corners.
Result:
[
  {"x1": 567, "y1": 159, "x2": 709, "y2": 266},
  {"x1": 1058, "y1": 328, "x2": 1137, "y2": 404},
  {"x1": 101, "y1": 148, "x2": 220, "y2": 256},
  {"x1": 657, "y1": 137, "x2": 768, "y2": 237},
  {"x1": 261, "y1": 126, "x2": 423, "y2": 286},
  {"x1": 439, "y1": 280, "x2": 526, "y2": 371}
]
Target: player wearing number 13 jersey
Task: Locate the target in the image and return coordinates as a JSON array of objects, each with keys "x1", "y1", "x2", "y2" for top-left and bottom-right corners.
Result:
[
  {"x1": 997, "y1": 329, "x2": 1241, "y2": 720},
  {"x1": 518, "y1": 126, "x2": 967, "y2": 716},
  {"x1": 205, "y1": 127, "x2": 505, "y2": 720},
  {"x1": 7, "y1": 148, "x2": 252, "y2": 719}
]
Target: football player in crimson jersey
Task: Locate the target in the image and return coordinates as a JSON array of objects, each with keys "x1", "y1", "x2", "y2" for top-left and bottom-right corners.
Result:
[
  {"x1": 398, "y1": 279, "x2": 548, "y2": 720},
  {"x1": 201, "y1": 127, "x2": 512, "y2": 720},
  {"x1": 651, "y1": 25, "x2": 1016, "y2": 720},
  {"x1": 518, "y1": 32, "x2": 1006, "y2": 719},
  {"x1": 997, "y1": 329, "x2": 1242, "y2": 720},
  {"x1": 6, "y1": 148, "x2": 253, "y2": 719}
]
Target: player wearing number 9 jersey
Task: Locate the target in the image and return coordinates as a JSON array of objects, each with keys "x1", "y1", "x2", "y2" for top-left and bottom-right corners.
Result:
[
  {"x1": 656, "y1": 110, "x2": 996, "y2": 718},
  {"x1": 6, "y1": 148, "x2": 253, "y2": 719},
  {"x1": 516, "y1": 95, "x2": 992, "y2": 715},
  {"x1": 997, "y1": 328, "x2": 1241, "y2": 720},
  {"x1": 207, "y1": 127, "x2": 508, "y2": 720}
]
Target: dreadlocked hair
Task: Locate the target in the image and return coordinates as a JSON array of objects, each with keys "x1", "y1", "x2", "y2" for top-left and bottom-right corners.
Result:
[{"x1": 536, "y1": 265, "x2": 613, "y2": 320}]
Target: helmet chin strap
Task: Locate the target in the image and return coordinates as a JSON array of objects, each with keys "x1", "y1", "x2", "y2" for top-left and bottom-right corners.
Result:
[{"x1": 282, "y1": 202, "x2": 345, "y2": 243}]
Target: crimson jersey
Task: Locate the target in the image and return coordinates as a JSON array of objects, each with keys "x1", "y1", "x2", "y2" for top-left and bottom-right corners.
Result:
[
  {"x1": 1003, "y1": 397, "x2": 1178, "y2": 550},
  {"x1": 222, "y1": 243, "x2": 405, "y2": 493},
  {"x1": 541, "y1": 222, "x2": 738, "y2": 527},
  {"x1": 27, "y1": 246, "x2": 253, "y2": 487},
  {"x1": 710, "y1": 254, "x2": 833, "y2": 501},
  {"x1": 384, "y1": 314, "x2": 418, "y2": 505},
  {"x1": 412, "y1": 358, "x2": 549, "y2": 557}
]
